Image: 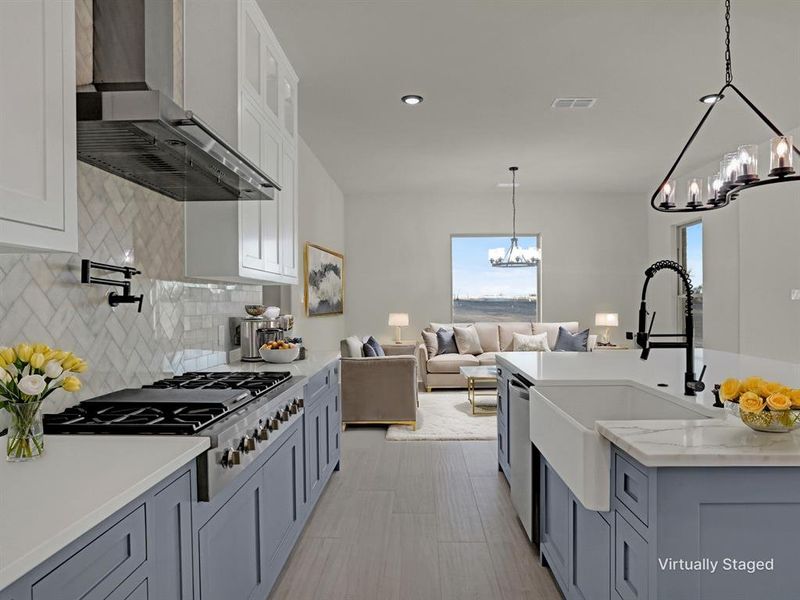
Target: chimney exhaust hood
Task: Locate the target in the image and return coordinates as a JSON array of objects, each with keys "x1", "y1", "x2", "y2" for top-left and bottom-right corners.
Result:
[{"x1": 77, "y1": 0, "x2": 279, "y2": 202}]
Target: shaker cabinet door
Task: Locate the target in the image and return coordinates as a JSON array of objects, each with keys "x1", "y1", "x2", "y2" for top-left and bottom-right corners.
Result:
[
  {"x1": 0, "y1": 0, "x2": 77, "y2": 252},
  {"x1": 151, "y1": 472, "x2": 194, "y2": 600},
  {"x1": 197, "y1": 474, "x2": 264, "y2": 600}
]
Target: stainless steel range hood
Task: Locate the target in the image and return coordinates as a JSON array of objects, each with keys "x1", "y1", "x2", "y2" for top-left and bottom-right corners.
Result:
[{"x1": 76, "y1": 0, "x2": 279, "y2": 202}]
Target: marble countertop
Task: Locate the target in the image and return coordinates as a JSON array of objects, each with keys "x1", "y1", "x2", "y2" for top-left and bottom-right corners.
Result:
[
  {"x1": 498, "y1": 348, "x2": 800, "y2": 467},
  {"x1": 0, "y1": 435, "x2": 209, "y2": 590},
  {"x1": 204, "y1": 351, "x2": 340, "y2": 378}
]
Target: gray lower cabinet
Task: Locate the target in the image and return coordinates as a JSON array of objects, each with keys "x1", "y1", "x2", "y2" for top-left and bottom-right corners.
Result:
[
  {"x1": 496, "y1": 366, "x2": 510, "y2": 479},
  {"x1": 3, "y1": 467, "x2": 195, "y2": 600},
  {"x1": 197, "y1": 472, "x2": 265, "y2": 600},
  {"x1": 304, "y1": 363, "x2": 341, "y2": 510},
  {"x1": 151, "y1": 471, "x2": 194, "y2": 599},
  {"x1": 1, "y1": 362, "x2": 342, "y2": 600},
  {"x1": 542, "y1": 455, "x2": 612, "y2": 600},
  {"x1": 571, "y1": 497, "x2": 611, "y2": 600},
  {"x1": 195, "y1": 420, "x2": 305, "y2": 600},
  {"x1": 540, "y1": 458, "x2": 570, "y2": 589}
]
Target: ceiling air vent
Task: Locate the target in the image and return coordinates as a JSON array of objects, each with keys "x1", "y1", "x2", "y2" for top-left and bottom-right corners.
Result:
[{"x1": 551, "y1": 97, "x2": 597, "y2": 109}]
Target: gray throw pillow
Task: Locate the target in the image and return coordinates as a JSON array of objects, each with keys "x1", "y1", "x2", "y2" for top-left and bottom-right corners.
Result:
[
  {"x1": 553, "y1": 327, "x2": 590, "y2": 352},
  {"x1": 435, "y1": 328, "x2": 458, "y2": 355},
  {"x1": 362, "y1": 336, "x2": 385, "y2": 357}
]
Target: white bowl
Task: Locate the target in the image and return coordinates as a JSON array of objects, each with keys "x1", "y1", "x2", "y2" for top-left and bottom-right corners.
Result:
[
  {"x1": 259, "y1": 346, "x2": 300, "y2": 363},
  {"x1": 265, "y1": 306, "x2": 281, "y2": 319}
]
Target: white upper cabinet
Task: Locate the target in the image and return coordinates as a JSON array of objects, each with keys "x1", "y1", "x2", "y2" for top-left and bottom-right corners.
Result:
[
  {"x1": 184, "y1": 0, "x2": 298, "y2": 285},
  {"x1": 0, "y1": 0, "x2": 77, "y2": 253}
]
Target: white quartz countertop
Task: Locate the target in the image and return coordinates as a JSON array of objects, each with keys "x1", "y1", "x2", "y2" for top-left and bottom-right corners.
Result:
[
  {"x1": 0, "y1": 435, "x2": 209, "y2": 591},
  {"x1": 204, "y1": 351, "x2": 340, "y2": 378},
  {"x1": 498, "y1": 349, "x2": 800, "y2": 467}
]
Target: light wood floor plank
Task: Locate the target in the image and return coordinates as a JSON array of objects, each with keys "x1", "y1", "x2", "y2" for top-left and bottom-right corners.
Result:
[
  {"x1": 392, "y1": 442, "x2": 436, "y2": 514},
  {"x1": 488, "y1": 540, "x2": 563, "y2": 600},
  {"x1": 461, "y1": 440, "x2": 500, "y2": 478},
  {"x1": 439, "y1": 541, "x2": 503, "y2": 600},
  {"x1": 378, "y1": 513, "x2": 441, "y2": 600}
]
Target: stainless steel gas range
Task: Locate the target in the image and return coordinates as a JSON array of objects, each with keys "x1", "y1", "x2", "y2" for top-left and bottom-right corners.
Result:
[{"x1": 43, "y1": 372, "x2": 305, "y2": 501}]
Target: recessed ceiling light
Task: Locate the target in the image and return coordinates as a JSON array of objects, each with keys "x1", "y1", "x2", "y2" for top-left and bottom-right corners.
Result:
[
  {"x1": 699, "y1": 93, "x2": 724, "y2": 104},
  {"x1": 401, "y1": 94, "x2": 423, "y2": 105}
]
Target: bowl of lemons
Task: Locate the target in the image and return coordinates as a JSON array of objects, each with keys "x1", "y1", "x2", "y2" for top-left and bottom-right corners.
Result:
[{"x1": 259, "y1": 340, "x2": 300, "y2": 363}]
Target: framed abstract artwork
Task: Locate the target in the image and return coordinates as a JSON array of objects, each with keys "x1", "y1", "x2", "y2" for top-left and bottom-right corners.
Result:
[{"x1": 304, "y1": 243, "x2": 344, "y2": 316}]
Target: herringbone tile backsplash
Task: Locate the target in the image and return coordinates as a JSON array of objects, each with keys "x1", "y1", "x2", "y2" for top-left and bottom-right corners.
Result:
[{"x1": 0, "y1": 164, "x2": 261, "y2": 414}]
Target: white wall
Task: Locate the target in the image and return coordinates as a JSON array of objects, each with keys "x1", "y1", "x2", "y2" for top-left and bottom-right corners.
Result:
[
  {"x1": 267, "y1": 138, "x2": 346, "y2": 352},
  {"x1": 648, "y1": 126, "x2": 800, "y2": 361},
  {"x1": 344, "y1": 191, "x2": 648, "y2": 345}
]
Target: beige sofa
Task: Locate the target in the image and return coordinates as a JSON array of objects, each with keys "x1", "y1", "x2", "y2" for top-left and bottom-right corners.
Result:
[{"x1": 416, "y1": 321, "x2": 597, "y2": 391}]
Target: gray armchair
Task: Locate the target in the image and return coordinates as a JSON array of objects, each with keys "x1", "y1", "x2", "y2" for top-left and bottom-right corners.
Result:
[{"x1": 339, "y1": 337, "x2": 418, "y2": 430}]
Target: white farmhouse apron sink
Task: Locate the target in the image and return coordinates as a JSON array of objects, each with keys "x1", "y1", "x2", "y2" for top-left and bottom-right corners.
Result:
[{"x1": 530, "y1": 383, "x2": 716, "y2": 511}]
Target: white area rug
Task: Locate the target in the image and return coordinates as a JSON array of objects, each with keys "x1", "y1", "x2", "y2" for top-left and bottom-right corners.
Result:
[{"x1": 386, "y1": 391, "x2": 497, "y2": 441}]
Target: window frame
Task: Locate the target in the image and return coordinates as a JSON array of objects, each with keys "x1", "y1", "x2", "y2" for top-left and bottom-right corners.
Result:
[
  {"x1": 449, "y1": 233, "x2": 543, "y2": 323},
  {"x1": 676, "y1": 220, "x2": 703, "y2": 347}
]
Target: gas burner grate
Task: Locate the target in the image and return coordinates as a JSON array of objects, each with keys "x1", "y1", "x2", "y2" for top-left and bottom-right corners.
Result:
[
  {"x1": 44, "y1": 402, "x2": 230, "y2": 434},
  {"x1": 143, "y1": 371, "x2": 292, "y2": 395}
]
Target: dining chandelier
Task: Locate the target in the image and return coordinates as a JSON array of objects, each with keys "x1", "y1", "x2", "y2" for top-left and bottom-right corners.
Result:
[
  {"x1": 488, "y1": 167, "x2": 541, "y2": 267},
  {"x1": 652, "y1": 0, "x2": 799, "y2": 214}
]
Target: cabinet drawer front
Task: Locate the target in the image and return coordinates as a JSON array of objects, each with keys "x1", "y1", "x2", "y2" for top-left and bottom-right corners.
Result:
[
  {"x1": 32, "y1": 505, "x2": 146, "y2": 600},
  {"x1": 614, "y1": 454, "x2": 649, "y2": 527},
  {"x1": 305, "y1": 368, "x2": 332, "y2": 407},
  {"x1": 614, "y1": 513, "x2": 649, "y2": 600}
]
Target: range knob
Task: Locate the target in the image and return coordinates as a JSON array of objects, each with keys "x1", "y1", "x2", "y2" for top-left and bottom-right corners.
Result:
[
  {"x1": 279, "y1": 408, "x2": 290, "y2": 422},
  {"x1": 221, "y1": 447, "x2": 236, "y2": 469},
  {"x1": 269, "y1": 417, "x2": 280, "y2": 431},
  {"x1": 255, "y1": 421, "x2": 269, "y2": 441},
  {"x1": 231, "y1": 450, "x2": 241, "y2": 465},
  {"x1": 296, "y1": 397, "x2": 304, "y2": 408},
  {"x1": 289, "y1": 400, "x2": 299, "y2": 414},
  {"x1": 242, "y1": 435, "x2": 256, "y2": 452}
]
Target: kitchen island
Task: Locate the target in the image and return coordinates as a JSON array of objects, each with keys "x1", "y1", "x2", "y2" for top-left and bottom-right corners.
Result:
[{"x1": 497, "y1": 349, "x2": 800, "y2": 600}]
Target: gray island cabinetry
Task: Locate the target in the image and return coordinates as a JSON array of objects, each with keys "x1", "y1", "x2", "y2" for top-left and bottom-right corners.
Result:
[
  {"x1": 497, "y1": 351, "x2": 800, "y2": 600},
  {"x1": 0, "y1": 359, "x2": 341, "y2": 600}
]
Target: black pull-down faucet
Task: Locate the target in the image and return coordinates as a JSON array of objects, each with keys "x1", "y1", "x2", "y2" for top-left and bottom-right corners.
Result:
[{"x1": 629, "y1": 259, "x2": 705, "y2": 396}]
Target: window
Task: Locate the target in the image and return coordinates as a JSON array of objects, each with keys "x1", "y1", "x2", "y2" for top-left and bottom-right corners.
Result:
[
  {"x1": 677, "y1": 221, "x2": 703, "y2": 347},
  {"x1": 451, "y1": 235, "x2": 540, "y2": 322}
]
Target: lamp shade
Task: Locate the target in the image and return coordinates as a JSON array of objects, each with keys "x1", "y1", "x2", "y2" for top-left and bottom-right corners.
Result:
[
  {"x1": 388, "y1": 313, "x2": 409, "y2": 327},
  {"x1": 595, "y1": 313, "x2": 619, "y2": 327}
]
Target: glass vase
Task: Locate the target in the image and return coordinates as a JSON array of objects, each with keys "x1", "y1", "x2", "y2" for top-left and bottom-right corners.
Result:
[{"x1": 5, "y1": 401, "x2": 45, "y2": 461}]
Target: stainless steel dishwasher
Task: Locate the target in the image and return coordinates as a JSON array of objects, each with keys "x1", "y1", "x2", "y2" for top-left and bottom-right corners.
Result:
[{"x1": 509, "y1": 372, "x2": 537, "y2": 542}]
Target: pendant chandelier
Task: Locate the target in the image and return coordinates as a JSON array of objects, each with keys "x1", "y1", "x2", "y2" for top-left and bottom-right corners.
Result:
[
  {"x1": 489, "y1": 167, "x2": 541, "y2": 267},
  {"x1": 651, "y1": 0, "x2": 799, "y2": 214}
]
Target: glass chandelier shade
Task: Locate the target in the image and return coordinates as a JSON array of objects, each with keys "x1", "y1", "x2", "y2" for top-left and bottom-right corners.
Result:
[{"x1": 489, "y1": 167, "x2": 540, "y2": 268}]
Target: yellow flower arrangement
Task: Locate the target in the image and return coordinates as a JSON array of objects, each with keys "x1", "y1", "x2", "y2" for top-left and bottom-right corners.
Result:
[
  {"x1": 722, "y1": 376, "x2": 800, "y2": 432},
  {"x1": 0, "y1": 343, "x2": 88, "y2": 460}
]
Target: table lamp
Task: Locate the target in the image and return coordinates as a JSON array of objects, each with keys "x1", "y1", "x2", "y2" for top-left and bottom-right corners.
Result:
[
  {"x1": 594, "y1": 313, "x2": 619, "y2": 345},
  {"x1": 388, "y1": 313, "x2": 409, "y2": 343}
]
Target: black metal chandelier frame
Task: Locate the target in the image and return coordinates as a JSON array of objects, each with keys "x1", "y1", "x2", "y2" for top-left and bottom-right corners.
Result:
[{"x1": 651, "y1": 0, "x2": 800, "y2": 214}]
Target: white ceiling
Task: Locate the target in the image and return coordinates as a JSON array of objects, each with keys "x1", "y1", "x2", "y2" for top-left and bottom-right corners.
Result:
[{"x1": 258, "y1": 0, "x2": 800, "y2": 197}]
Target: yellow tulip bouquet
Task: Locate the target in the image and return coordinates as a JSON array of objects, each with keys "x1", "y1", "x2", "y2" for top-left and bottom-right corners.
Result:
[
  {"x1": 0, "y1": 343, "x2": 87, "y2": 461},
  {"x1": 719, "y1": 376, "x2": 800, "y2": 433}
]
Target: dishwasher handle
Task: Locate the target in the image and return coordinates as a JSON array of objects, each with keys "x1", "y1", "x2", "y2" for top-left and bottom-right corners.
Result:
[{"x1": 510, "y1": 374, "x2": 532, "y2": 399}]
